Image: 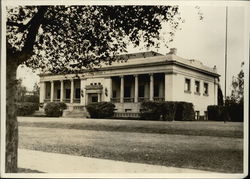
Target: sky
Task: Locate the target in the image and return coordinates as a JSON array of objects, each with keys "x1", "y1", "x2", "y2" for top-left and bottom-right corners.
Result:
[{"x1": 17, "y1": 5, "x2": 247, "y2": 97}]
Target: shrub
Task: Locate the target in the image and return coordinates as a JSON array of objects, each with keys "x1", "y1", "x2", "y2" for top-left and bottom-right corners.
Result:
[
  {"x1": 207, "y1": 105, "x2": 230, "y2": 121},
  {"x1": 86, "y1": 102, "x2": 115, "y2": 118},
  {"x1": 161, "y1": 102, "x2": 177, "y2": 121},
  {"x1": 174, "y1": 102, "x2": 195, "y2": 121},
  {"x1": 227, "y1": 102, "x2": 243, "y2": 122},
  {"x1": 140, "y1": 101, "x2": 195, "y2": 121},
  {"x1": 140, "y1": 101, "x2": 161, "y2": 120},
  {"x1": 44, "y1": 102, "x2": 67, "y2": 117},
  {"x1": 16, "y1": 102, "x2": 38, "y2": 116},
  {"x1": 208, "y1": 102, "x2": 243, "y2": 122}
]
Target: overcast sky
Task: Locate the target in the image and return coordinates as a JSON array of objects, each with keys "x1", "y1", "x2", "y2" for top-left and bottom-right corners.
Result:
[{"x1": 17, "y1": 5, "x2": 246, "y2": 97}]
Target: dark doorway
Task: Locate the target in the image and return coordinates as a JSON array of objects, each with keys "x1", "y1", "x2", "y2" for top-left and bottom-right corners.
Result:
[
  {"x1": 139, "y1": 85, "x2": 145, "y2": 97},
  {"x1": 66, "y1": 89, "x2": 71, "y2": 99}
]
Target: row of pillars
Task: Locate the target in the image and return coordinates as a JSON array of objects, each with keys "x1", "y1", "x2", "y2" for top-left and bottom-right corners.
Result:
[
  {"x1": 49, "y1": 79, "x2": 75, "y2": 103},
  {"x1": 119, "y1": 74, "x2": 154, "y2": 103}
]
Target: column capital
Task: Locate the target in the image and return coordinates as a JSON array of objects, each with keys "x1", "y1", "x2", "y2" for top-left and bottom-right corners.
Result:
[
  {"x1": 149, "y1": 73, "x2": 154, "y2": 76},
  {"x1": 133, "y1": 74, "x2": 138, "y2": 77},
  {"x1": 50, "y1": 80, "x2": 54, "y2": 83},
  {"x1": 60, "y1": 79, "x2": 64, "y2": 82},
  {"x1": 119, "y1": 75, "x2": 124, "y2": 78},
  {"x1": 70, "y1": 79, "x2": 74, "y2": 82}
]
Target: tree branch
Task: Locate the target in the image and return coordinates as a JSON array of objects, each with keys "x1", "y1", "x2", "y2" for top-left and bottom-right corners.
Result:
[{"x1": 17, "y1": 6, "x2": 48, "y2": 64}]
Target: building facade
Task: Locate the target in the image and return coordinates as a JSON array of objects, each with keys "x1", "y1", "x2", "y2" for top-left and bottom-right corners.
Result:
[{"x1": 39, "y1": 49, "x2": 220, "y2": 119}]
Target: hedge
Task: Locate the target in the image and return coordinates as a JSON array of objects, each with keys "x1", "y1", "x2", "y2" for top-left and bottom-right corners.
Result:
[
  {"x1": 44, "y1": 102, "x2": 67, "y2": 117},
  {"x1": 207, "y1": 103, "x2": 243, "y2": 122},
  {"x1": 140, "y1": 101, "x2": 195, "y2": 121},
  {"x1": 86, "y1": 102, "x2": 115, "y2": 118},
  {"x1": 16, "y1": 102, "x2": 39, "y2": 116}
]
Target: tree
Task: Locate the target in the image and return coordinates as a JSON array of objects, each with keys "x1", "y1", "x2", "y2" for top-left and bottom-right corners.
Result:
[
  {"x1": 230, "y1": 62, "x2": 244, "y2": 104},
  {"x1": 6, "y1": 5, "x2": 183, "y2": 172}
]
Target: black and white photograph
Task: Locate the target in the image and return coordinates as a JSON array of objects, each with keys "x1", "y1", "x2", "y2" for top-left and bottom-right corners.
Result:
[{"x1": 1, "y1": 0, "x2": 249, "y2": 178}]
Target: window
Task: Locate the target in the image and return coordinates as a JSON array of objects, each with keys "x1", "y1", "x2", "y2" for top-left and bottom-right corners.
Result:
[
  {"x1": 98, "y1": 82, "x2": 101, "y2": 85},
  {"x1": 154, "y1": 84, "x2": 159, "y2": 97},
  {"x1": 195, "y1": 81, "x2": 200, "y2": 94},
  {"x1": 112, "y1": 90, "x2": 117, "y2": 98},
  {"x1": 57, "y1": 89, "x2": 61, "y2": 99},
  {"x1": 94, "y1": 83, "x2": 97, "y2": 85},
  {"x1": 204, "y1": 111, "x2": 208, "y2": 120},
  {"x1": 124, "y1": 86, "x2": 131, "y2": 97},
  {"x1": 66, "y1": 89, "x2": 71, "y2": 99},
  {"x1": 125, "y1": 109, "x2": 132, "y2": 112},
  {"x1": 195, "y1": 111, "x2": 200, "y2": 120},
  {"x1": 90, "y1": 83, "x2": 93, "y2": 85},
  {"x1": 204, "y1": 83, "x2": 209, "y2": 95},
  {"x1": 184, "y1": 78, "x2": 191, "y2": 92},
  {"x1": 75, "y1": 88, "x2": 80, "y2": 98},
  {"x1": 139, "y1": 85, "x2": 145, "y2": 97},
  {"x1": 91, "y1": 96, "x2": 98, "y2": 102}
]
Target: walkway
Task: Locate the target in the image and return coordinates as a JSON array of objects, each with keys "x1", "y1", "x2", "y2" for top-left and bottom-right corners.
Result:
[{"x1": 18, "y1": 149, "x2": 214, "y2": 173}]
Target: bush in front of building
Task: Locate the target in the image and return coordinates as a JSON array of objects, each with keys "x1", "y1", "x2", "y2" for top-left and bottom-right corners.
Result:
[
  {"x1": 16, "y1": 102, "x2": 38, "y2": 116},
  {"x1": 161, "y1": 101, "x2": 178, "y2": 121},
  {"x1": 44, "y1": 102, "x2": 67, "y2": 117},
  {"x1": 207, "y1": 103, "x2": 243, "y2": 122},
  {"x1": 140, "y1": 101, "x2": 162, "y2": 120},
  {"x1": 174, "y1": 102, "x2": 195, "y2": 121},
  {"x1": 140, "y1": 101, "x2": 195, "y2": 121},
  {"x1": 227, "y1": 102, "x2": 243, "y2": 122},
  {"x1": 86, "y1": 102, "x2": 115, "y2": 118}
]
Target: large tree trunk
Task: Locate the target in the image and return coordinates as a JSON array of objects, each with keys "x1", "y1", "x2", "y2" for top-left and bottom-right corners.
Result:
[{"x1": 5, "y1": 58, "x2": 18, "y2": 173}]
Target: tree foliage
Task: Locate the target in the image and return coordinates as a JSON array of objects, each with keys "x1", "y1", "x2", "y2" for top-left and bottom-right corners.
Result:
[
  {"x1": 7, "y1": 6, "x2": 182, "y2": 73},
  {"x1": 6, "y1": 5, "x2": 183, "y2": 172},
  {"x1": 229, "y1": 62, "x2": 244, "y2": 103}
]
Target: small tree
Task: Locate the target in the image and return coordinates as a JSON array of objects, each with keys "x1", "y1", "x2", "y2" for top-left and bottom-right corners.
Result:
[{"x1": 230, "y1": 62, "x2": 244, "y2": 104}]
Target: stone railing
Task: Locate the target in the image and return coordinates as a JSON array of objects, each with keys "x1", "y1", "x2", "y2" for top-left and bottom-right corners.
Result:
[
  {"x1": 124, "y1": 97, "x2": 134, "y2": 103},
  {"x1": 73, "y1": 105, "x2": 85, "y2": 110},
  {"x1": 111, "y1": 98, "x2": 120, "y2": 103},
  {"x1": 153, "y1": 97, "x2": 165, "y2": 102},
  {"x1": 73, "y1": 98, "x2": 80, "y2": 103},
  {"x1": 44, "y1": 99, "x2": 50, "y2": 103},
  {"x1": 138, "y1": 97, "x2": 149, "y2": 102},
  {"x1": 63, "y1": 99, "x2": 70, "y2": 103},
  {"x1": 114, "y1": 112, "x2": 140, "y2": 118}
]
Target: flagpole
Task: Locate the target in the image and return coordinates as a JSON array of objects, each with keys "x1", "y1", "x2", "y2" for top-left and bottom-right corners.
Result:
[{"x1": 224, "y1": 6, "x2": 228, "y2": 104}]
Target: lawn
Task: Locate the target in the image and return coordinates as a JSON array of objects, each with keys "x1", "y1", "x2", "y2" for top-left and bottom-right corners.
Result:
[{"x1": 18, "y1": 117, "x2": 243, "y2": 173}]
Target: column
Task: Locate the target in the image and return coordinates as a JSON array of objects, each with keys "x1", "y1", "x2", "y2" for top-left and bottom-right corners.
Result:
[
  {"x1": 70, "y1": 79, "x2": 74, "y2": 103},
  {"x1": 120, "y1": 76, "x2": 124, "y2": 103},
  {"x1": 50, "y1": 81, "x2": 54, "y2": 102},
  {"x1": 214, "y1": 78, "x2": 218, "y2": 105},
  {"x1": 98, "y1": 93, "x2": 101, "y2": 102},
  {"x1": 109, "y1": 77, "x2": 113, "y2": 101},
  {"x1": 39, "y1": 81, "x2": 45, "y2": 103},
  {"x1": 149, "y1": 74, "x2": 154, "y2": 101},
  {"x1": 60, "y1": 80, "x2": 64, "y2": 102},
  {"x1": 80, "y1": 79, "x2": 86, "y2": 105},
  {"x1": 134, "y1": 75, "x2": 138, "y2": 102}
]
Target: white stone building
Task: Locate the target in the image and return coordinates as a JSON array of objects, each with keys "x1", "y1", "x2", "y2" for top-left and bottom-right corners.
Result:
[{"x1": 39, "y1": 49, "x2": 220, "y2": 119}]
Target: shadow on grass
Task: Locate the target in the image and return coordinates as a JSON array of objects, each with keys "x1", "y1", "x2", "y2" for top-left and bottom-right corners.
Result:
[{"x1": 18, "y1": 168, "x2": 44, "y2": 173}]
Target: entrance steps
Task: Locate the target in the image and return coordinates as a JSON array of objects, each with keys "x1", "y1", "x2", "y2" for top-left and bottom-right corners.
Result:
[{"x1": 62, "y1": 109, "x2": 89, "y2": 118}]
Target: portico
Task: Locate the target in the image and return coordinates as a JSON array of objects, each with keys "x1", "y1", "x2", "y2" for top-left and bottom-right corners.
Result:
[{"x1": 40, "y1": 72, "x2": 165, "y2": 107}]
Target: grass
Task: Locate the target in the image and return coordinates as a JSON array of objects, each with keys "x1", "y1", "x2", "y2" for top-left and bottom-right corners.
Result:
[
  {"x1": 18, "y1": 117, "x2": 243, "y2": 173},
  {"x1": 18, "y1": 117, "x2": 243, "y2": 138}
]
